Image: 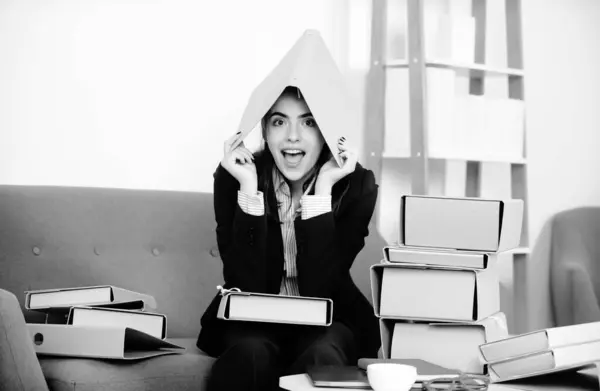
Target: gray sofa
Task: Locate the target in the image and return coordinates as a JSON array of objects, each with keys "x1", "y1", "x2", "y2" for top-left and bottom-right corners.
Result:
[
  {"x1": 0, "y1": 184, "x2": 387, "y2": 391},
  {"x1": 526, "y1": 206, "x2": 600, "y2": 332}
]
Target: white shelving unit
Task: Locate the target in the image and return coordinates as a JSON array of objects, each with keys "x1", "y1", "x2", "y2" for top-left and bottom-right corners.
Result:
[{"x1": 363, "y1": 0, "x2": 531, "y2": 334}]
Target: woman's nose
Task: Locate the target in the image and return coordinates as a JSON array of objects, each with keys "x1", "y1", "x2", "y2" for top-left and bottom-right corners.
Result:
[{"x1": 287, "y1": 123, "x2": 300, "y2": 141}]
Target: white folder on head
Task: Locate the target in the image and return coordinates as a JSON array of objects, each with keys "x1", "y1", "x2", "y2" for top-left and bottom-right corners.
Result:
[{"x1": 234, "y1": 29, "x2": 357, "y2": 168}]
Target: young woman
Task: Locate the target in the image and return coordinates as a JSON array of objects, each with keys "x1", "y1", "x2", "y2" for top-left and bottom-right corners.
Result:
[{"x1": 196, "y1": 86, "x2": 380, "y2": 391}]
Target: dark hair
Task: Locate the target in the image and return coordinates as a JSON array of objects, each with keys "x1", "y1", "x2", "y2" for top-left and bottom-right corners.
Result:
[{"x1": 257, "y1": 86, "x2": 350, "y2": 220}]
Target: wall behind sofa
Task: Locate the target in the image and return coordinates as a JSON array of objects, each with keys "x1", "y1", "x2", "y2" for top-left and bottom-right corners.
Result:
[
  {"x1": 0, "y1": 0, "x2": 359, "y2": 193},
  {"x1": 522, "y1": 0, "x2": 600, "y2": 247},
  {"x1": 1, "y1": 0, "x2": 599, "y2": 253}
]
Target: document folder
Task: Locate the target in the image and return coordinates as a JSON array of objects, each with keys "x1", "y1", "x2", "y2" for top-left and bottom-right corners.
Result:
[
  {"x1": 25, "y1": 285, "x2": 157, "y2": 311},
  {"x1": 217, "y1": 289, "x2": 333, "y2": 326},
  {"x1": 27, "y1": 324, "x2": 184, "y2": 360}
]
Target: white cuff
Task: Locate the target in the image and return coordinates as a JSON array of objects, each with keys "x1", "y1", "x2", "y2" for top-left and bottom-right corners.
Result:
[
  {"x1": 237, "y1": 190, "x2": 265, "y2": 216},
  {"x1": 300, "y1": 195, "x2": 331, "y2": 220}
]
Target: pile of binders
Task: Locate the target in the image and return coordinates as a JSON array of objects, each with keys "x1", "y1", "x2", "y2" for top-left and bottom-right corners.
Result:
[
  {"x1": 370, "y1": 194, "x2": 524, "y2": 375},
  {"x1": 479, "y1": 320, "x2": 600, "y2": 382},
  {"x1": 24, "y1": 285, "x2": 184, "y2": 360}
]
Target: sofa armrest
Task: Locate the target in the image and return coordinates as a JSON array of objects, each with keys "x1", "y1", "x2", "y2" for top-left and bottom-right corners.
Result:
[
  {"x1": 0, "y1": 289, "x2": 49, "y2": 391},
  {"x1": 559, "y1": 262, "x2": 600, "y2": 326},
  {"x1": 571, "y1": 266, "x2": 600, "y2": 324},
  {"x1": 526, "y1": 220, "x2": 555, "y2": 332}
]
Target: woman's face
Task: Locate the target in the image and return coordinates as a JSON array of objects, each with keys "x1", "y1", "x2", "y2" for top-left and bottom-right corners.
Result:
[{"x1": 264, "y1": 91, "x2": 325, "y2": 186}]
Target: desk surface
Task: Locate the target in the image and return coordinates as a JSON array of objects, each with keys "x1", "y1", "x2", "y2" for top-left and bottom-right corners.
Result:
[
  {"x1": 279, "y1": 369, "x2": 600, "y2": 391},
  {"x1": 279, "y1": 374, "x2": 522, "y2": 391}
]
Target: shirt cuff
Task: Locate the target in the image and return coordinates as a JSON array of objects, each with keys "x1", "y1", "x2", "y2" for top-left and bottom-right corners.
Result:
[
  {"x1": 301, "y1": 195, "x2": 332, "y2": 220},
  {"x1": 238, "y1": 190, "x2": 265, "y2": 216}
]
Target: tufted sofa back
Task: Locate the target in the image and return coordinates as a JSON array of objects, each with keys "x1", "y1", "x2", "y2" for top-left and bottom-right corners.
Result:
[{"x1": 0, "y1": 185, "x2": 386, "y2": 337}]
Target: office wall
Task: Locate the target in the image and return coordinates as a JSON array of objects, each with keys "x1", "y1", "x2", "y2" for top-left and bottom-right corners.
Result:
[
  {"x1": 1, "y1": 0, "x2": 599, "y2": 252},
  {"x1": 522, "y1": 0, "x2": 600, "y2": 330},
  {"x1": 522, "y1": 0, "x2": 600, "y2": 246},
  {"x1": 0, "y1": 0, "x2": 348, "y2": 192}
]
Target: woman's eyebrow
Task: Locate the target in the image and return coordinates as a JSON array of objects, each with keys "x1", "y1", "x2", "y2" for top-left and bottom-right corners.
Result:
[
  {"x1": 269, "y1": 111, "x2": 313, "y2": 119},
  {"x1": 269, "y1": 111, "x2": 287, "y2": 118}
]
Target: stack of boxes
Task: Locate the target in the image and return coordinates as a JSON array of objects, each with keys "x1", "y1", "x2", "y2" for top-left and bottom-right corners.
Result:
[{"x1": 370, "y1": 195, "x2": 524, "y2": 374}]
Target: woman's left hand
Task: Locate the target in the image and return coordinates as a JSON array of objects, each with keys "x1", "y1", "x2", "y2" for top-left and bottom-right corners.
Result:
[{"x1": 315, "y1": 138, "x2": 358, "y2": 195}]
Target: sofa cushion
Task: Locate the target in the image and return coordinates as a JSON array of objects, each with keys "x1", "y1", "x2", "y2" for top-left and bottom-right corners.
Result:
[
  {"x1": 0, "y1": 185, "x2": 387, "y2": 340},
  {"x1": 38, "y1": 338, "x2": 215, "y2": 391},
  {"x1": 0, "y1": 185, "x2": 224, "y2": 338}
]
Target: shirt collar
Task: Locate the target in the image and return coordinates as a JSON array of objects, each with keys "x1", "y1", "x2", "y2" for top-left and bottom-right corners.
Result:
[
  {"x1": 272, "y1": 167, "x2": 289, "y2": 197},
  {"x1": 272, "y1": 166, "x2": 318, "y2": 198}
]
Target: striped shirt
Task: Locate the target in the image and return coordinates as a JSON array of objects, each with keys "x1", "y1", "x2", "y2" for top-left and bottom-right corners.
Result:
[{"x1": 237, "y1": 168, "x2": 331, "y2": 296}]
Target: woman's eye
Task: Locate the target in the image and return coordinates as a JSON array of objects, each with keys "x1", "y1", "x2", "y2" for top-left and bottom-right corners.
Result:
[
  {"x1": 304, "y1": 118, "x2": 317, "y2": 127},
  {"x1": 271, "y1": 118, "x2": 285, "y2": 127}
]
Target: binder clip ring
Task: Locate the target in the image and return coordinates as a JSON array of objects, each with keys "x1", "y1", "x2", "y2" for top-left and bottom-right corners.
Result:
[{"x1": 216, "y1": 285, "x2": 242, "y2": 297}]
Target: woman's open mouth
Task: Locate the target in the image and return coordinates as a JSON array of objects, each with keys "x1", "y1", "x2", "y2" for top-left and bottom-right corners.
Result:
[{"x1": 281, "y1": 149, "x2": 305, "y2": 166}]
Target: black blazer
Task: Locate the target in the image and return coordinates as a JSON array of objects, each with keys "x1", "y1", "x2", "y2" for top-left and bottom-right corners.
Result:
[{"x1": 196, "y1": 156, "x2": 381, "y2": 359}]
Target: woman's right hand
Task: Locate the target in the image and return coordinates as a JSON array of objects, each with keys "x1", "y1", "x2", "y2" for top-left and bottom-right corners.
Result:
[{"x1": 221, "y1": 132, "x2": 258, "y2": 194}]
